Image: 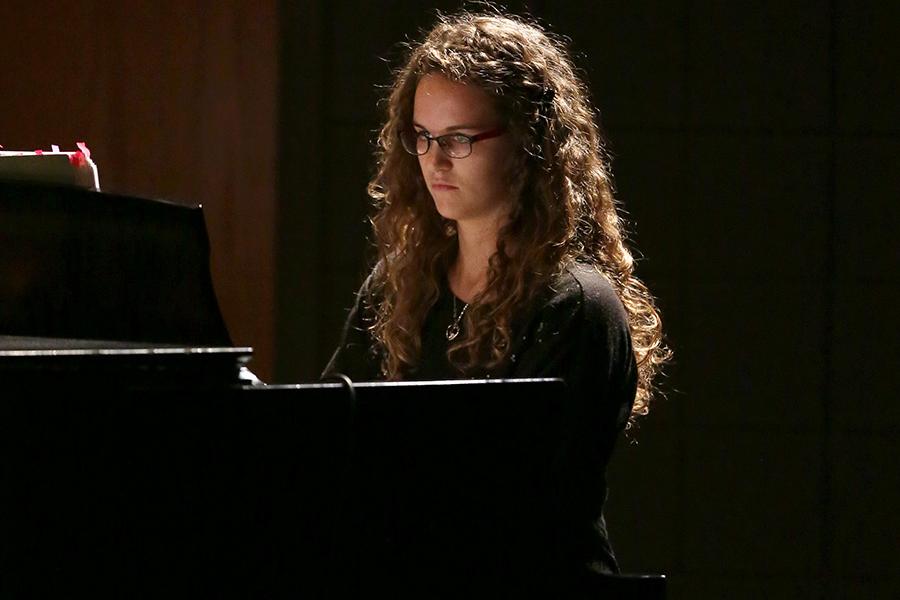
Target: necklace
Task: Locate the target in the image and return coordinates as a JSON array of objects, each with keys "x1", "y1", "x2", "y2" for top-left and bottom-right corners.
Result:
[{"x1": 446, "y1": 296, "x2": 469, "y2": 341}]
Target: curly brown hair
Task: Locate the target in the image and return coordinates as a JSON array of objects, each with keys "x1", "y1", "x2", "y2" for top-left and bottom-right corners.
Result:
[{"x1": 366, "y1": 9, "x2": 671, "y2": 422}]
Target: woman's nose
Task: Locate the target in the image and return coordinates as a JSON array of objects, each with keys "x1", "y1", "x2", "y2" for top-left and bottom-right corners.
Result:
[{"x1": 428, "y1": 143, "x2": 453, "y2": 169}]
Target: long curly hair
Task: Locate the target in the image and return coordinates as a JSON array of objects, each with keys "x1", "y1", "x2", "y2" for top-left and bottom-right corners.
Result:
[{"x1": 366, "y1": 9, "x2": 671, "y2": 422}]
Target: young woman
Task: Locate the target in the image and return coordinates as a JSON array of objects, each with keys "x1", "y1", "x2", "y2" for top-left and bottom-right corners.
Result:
[{"x1": 324, "y1": 8, "x2": 671, "y2": 586}]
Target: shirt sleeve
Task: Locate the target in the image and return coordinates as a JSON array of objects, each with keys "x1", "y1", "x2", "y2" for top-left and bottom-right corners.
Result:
[
  {"x1": 508, "y1": 269, "x2": 637, "y2": 436},
  {"x1": 321, "y1": 273, "x2": 382, "y2": 382},
  {"x1": 506, "y1": 267, "x2": 638, "y2": 574}
]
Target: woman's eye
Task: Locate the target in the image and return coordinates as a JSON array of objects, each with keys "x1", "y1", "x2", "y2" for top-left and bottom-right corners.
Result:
[{"x1": 450, "y1": 134, "x2": 469, "y2": 144}]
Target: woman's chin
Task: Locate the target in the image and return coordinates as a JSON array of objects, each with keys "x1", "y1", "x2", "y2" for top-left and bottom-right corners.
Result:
[{"x1": 432, "y1": 199, "x2": 464, "y2": 222}]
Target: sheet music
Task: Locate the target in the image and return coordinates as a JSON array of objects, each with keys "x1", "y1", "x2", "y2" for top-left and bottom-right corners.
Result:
[{"x1": 0, "y1": 146, "x2": 100, "y2": 190}]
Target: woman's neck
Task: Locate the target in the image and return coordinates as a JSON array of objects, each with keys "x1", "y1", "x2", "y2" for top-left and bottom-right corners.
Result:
[{"x1": 449, "y1": 220, "x2": 501, "y2": 303}]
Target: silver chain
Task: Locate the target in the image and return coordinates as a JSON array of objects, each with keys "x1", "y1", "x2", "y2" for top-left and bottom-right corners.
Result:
[{"x1": 445, "y1": 296, "x2": 469, "y2": 341}]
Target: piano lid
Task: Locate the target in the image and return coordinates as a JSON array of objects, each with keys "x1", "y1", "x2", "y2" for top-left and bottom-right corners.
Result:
[
  {"x1": 0, "y1": 334, "x2": 253, "y2": 389},
  {"x1": 0, "y1": 179, "x2": 234, "y2": 347}
]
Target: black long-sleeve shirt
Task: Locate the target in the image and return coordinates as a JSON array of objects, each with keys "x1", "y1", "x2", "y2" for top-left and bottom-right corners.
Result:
[{"x1": 324, "y1": 262, "x2": 638, "y2": 580}]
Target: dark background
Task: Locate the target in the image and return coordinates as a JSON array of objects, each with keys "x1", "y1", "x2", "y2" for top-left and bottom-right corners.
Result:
[{"x1": 2, "y1": 1, "x2": 898, "y2": 597}]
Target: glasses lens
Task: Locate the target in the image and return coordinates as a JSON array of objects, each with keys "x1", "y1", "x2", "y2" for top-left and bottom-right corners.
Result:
[
  {"x1": 400, "y1": 130, "x2": 427, "y2": 155},
  {"x1": 440, "y1": 134, "x2": 472, "y2": 158}
]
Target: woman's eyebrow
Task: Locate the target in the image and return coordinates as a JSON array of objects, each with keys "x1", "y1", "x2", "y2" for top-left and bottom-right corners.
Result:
[{"x1": 412, "y1": 120, "x2": 480, "y2": 132}]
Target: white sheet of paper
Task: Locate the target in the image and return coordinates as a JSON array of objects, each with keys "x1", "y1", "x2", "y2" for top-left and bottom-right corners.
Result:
[{"x1": 0, "y1": 151, "x2": 101, "y2": 190}]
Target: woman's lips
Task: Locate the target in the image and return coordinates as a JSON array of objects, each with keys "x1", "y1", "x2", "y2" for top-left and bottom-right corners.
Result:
[{"x1": 431, "y1": 182, "x2": 458, "y2": 190}]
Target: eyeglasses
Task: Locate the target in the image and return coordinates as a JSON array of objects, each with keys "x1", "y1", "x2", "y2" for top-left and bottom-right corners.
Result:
[{"x1": 399, "y1": 127, "x2": 505, "y2": 159}]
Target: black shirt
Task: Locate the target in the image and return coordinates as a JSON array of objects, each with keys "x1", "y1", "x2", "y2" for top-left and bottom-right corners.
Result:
[{"x1": 324, "y1": 262, "x2": 638, "y2": 578}]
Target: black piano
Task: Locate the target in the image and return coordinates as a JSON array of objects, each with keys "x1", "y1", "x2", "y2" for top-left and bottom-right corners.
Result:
[{"x1": 0, "y1": 180, "x2": 595, "y2": 598}]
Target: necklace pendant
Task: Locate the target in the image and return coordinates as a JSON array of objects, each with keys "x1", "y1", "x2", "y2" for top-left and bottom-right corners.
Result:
[{"x1": 446, "y1": 298, "x2": 468, "y2": 341}]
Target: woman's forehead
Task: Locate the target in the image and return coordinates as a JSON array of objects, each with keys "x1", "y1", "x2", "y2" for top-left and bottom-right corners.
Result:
[{"x1": 412, "y1": 74, "x2": 499, "y2": 131}]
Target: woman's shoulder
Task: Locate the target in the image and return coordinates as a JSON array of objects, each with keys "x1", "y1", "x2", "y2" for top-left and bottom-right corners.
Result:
[
  {"x1": 546, "y1": 263, "x2": 629, "y2": 329},
  {"x1": 354, "y1": 260, "x2": 386, "y2": 300}
]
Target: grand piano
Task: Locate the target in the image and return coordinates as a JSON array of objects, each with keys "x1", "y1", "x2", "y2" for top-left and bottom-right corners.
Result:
[{"x1": 0, "y1": 180, "x2": 589, "y2": 598}]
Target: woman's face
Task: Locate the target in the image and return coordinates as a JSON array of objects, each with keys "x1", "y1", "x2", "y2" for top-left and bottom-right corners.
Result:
[{"x1": 412, "y1": 74, "x2": 517, "y2": 227}]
